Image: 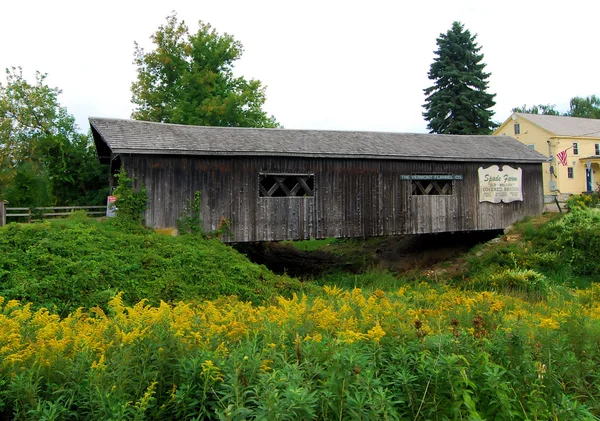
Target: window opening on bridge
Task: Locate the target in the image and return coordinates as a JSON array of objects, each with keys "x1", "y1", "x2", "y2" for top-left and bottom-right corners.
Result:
[
  {"x1": 411, "y1": 179, "x2": 453, "y2": 196},
  {"x1": 259, "y1": 173, "x2": 314, "y2": 197}
]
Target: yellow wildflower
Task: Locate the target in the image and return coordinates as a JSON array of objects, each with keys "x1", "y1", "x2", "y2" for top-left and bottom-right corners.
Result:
[
  {"x1": 304, "y1": 333, "x2": 323, "y2": 343},
  {"x1": 367, "y1": 322, "x2": 386, "y2": 343},
  {"x1": 260, "y1": 359, "x2": 273, "y2": 372},
  {"x1": 539, "y1": 317, "x2": 559, "y2": 330},
  {"x1": 338, "y1": 329, "x2": 367, "y2": 344},
  {"x1": 201, "y1": 360, "x2": 224, "y2": 382},
  {"x1": 91, "y1": 354, "x2": 106, "y2": 370},
  {"x1": 489, "y1": 300, "x2": 505, "y2": 313},
  {"x1": 323, "y1": 285, "x2": 344, "y2": 297}
]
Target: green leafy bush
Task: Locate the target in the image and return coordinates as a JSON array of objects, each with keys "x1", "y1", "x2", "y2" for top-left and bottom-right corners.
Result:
[
  {"x1": 0, "y1": 216, "x2": 301, "y2": 315},
  {"x1": 468, "y1": 268, "x2": 549, "y2": 299},
  {"x1": 177, "y1": 191, "x2": 203, "y2": 235},
  {"x1": 462, "y1": 209, "x2": 600, "y2": 290},
  {"x1": 113, "y1": 167, "x2": 147, "y2": 224},
  {"x1": 566, "y1": 193, "x2": 600, "y2": 210}
]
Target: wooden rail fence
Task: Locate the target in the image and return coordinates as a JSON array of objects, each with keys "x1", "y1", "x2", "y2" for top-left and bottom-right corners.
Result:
[{"x1": 0, "y1": 201, "x2": 105, "y2": 226}]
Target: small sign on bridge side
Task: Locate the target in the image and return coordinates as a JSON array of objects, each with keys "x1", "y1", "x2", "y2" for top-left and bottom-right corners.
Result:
[
  {"x1": 400, "y1": 174, "x2": 464, "y2": 180},
  {"x1": 106, "y1": 196, "x2": 117, "y2": 217}
]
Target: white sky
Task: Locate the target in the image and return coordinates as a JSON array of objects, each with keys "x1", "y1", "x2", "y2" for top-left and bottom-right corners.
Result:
[{"x1": 1, "y1": 0, "x2": 598, "y2": 134}]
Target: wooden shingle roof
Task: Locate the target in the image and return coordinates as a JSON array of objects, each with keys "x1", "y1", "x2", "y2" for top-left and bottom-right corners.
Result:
[{"x1": 90, "y1": 117, "x2": 547, "y2": 163}]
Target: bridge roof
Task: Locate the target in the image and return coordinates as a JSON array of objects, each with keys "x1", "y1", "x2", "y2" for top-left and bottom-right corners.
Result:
[{"x1": 90, "y1": 117, "x2": 547, "y2": 163}]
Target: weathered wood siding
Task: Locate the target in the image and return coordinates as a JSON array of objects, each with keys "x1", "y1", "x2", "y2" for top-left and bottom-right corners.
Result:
[{"x1": 123, "y1": 155, "x2": 543, "y2": 242}]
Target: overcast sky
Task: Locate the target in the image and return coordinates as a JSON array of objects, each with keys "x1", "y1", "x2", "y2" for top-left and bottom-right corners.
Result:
[{"x1": 1, "y1": 0, "x2": 598, "y2": 134}]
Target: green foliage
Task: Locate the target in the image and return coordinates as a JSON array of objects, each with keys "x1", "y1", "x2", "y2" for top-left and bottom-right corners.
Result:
[
  {"x1": 566, "y1": 193, "x2": 600, "y2": 210},
  {"x1": 131, "y1": 13, "x2": 279, "y2": 128},
  {"x1": 462, "y1": 209, "x2": 600, "y2": 291},
  {"x1": 2, "y1": 207, "x2": 600, "y2": 418},
  {"x1": 315, "y1": 269, "x2": 408, "y2": 291},
  {"x1": 176, "y1": 191, "x2": 233, "y2": 240},
  {"x1": 113, "y1": 167, "x2": 148, "y2": 224},
  {"x1": 176, "y1": 191, "x2": 203, "y2": 235},
  {"x1": 511, "y1": 95, "x2": 600, "y2": 119},
  {"x1": 470, "y1": 268, "x2": 550, "y2": 299},
  {"x1": 287, "y1": 237, "x2": 339, "y2": 252},
  {"x1": 538, "y1": 209, "x2": 600, "y2": 277},
  {"x1": 568, "y1": 94, "x2": 600, "y2": 119},
  {"x1": 0, "y1": 67, "x2": 108, "y2": 206},
  {"x1": 2, "y1": 161, "x2": 53, "y2": 208},
  {"x1": 0, "y1": 216, "x2": 300, "y2": 315},
  {"x1": 2, "y1": 287, "x2": 600, "y2": 420},
  {"x1": 512, "y1": 103, "x2": 561, "y2": 115},
  {"x1": 423, "y1": 21, "x2": 497, "y2": 134}
]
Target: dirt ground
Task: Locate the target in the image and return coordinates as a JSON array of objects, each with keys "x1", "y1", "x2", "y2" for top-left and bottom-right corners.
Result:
[
  {"x1": 237, "y1": 230, "x2": 503, "y2": 278},
  {"x1": 370, "y1": 231, "x2": 502, "y2": 272}
]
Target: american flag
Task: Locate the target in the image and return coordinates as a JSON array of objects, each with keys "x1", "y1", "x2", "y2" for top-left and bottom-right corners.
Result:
[{"x1": 556, "y1": 149, "x2": 568, "y2": 166}]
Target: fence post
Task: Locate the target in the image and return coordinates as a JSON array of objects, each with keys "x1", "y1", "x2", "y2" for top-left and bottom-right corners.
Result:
[{"x1": 0, "y1": 200, "x2": 7, "y2": 227}]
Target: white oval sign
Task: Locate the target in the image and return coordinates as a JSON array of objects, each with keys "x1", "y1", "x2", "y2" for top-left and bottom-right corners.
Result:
[{"x1": 478, "y1": 165, "x2": 523, "y2": 203}]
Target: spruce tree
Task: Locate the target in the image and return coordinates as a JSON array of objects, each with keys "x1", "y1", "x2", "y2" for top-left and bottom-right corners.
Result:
[{"x1": 423, "y1": 22, "x2": 496, "y2": 134}]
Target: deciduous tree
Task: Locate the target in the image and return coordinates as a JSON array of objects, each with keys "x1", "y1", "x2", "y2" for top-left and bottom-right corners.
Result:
[
  {"x1": 131, "y1": 13, "x2": 279, "y2": 128},
  {"x1": 423, "y1": 22, "x2": 496, "y2": 134},
  {"x1": 511, "y1": 104, "x2": 560, "y2": 115},
  {"x1": 511, "y1": 96, "x2": 600, "y2": 119},
  {"x1": 568, "y1": 95, "x2": 600, "y2": 119},
  {"x1": 0, "y1": 68, "x2": 107, "y2": 206}
]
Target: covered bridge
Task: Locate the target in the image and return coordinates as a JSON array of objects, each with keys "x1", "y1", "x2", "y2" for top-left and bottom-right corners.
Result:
[{"x1": 90, "y1": 118, "x2": 546, "y2": 242}]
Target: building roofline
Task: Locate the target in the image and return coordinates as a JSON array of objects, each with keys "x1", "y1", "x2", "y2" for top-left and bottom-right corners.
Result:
[{"x1": 90, "y1": 117, "x2": 548, "y2": 164}]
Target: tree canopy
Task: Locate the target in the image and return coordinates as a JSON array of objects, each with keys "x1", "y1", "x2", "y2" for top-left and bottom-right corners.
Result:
[
  {"x1": 569, "y1": 95, "x2": 600, "y2": 119},
  {"x1": 423, "y1": 21, "x2": 496, "y2": 135},
  {"x1": 131, "y1": 13, "x2": 279, "y2": 128},
  {"x1": 511, "y1": 104, "x2": 560, "y2": 115},
  {"x1": 512, "y1": 95, "x2": 600, "y2": 119},
  {"x1": 0, "y1": 68, "x2": 108, "y2": 207}
]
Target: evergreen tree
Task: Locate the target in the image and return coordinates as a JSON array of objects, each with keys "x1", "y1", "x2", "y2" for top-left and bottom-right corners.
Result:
[{"x1": 423, "y1": 22, "x2": 496, "y2": 134}]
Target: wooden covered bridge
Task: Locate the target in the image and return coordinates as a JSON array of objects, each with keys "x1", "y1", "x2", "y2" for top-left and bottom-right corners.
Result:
[{"x1": 90, "y1": 118, "x2": 546, "y2": 242}]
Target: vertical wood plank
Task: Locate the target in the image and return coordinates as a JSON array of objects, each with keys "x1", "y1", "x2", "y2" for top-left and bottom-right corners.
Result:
[{"x1": 128, "y1": 155, "x2": 543, "y2": 242}]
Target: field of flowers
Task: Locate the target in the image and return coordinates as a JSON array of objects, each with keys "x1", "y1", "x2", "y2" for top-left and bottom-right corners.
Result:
[
  {"x1": 2, "y1": 207, "x2": 600, "y2": 419},
  {"x1": 2, "y1": 281, "x2": 600, "y2": 420}
]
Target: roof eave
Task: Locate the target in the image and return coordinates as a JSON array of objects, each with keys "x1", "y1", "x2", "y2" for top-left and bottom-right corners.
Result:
[
  {"x1": 90, "y1": 124, "x2": 114, "y2": 164},
  {"x1": 112, "y1": 148, "x2": 546, "y2": 163}
]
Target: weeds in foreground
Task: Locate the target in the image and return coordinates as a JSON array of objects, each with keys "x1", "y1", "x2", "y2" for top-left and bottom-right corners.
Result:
[
  {"x1": 1, "y1": 283, "x2": 600, "y2": 419},
  {"x1": 461, "y1": 208, "x2": 600, "y2": 293}
]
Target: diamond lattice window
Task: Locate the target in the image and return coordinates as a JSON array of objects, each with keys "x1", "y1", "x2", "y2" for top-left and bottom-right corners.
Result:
[
  {"x1": 259, "y1": 174, "x2": 314, "y2": 197},
  {"x1": 411, "y1": 180, "x2": 453, "y2": 196}
]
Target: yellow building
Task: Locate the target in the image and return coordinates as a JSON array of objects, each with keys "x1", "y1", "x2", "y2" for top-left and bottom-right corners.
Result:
[{"x1": 495, "y1": 113, "x2": 600, "y2": 198}]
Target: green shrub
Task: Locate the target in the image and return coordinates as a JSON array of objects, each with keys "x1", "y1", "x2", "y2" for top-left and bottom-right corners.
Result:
[
  {"x1": 177, "y1": 191, "x2": 203, "y2": 235},
  {"x1": 461, "y1": 209, "x2": 600, "y2": 288},
  {"x1": 467, "y1": 268, "x2": 550, "y2": 299},
  {"x1": 113, "y1": 167, "x2": 147, "y2": 224},
  {"x1": 0, "y1": 216, "x2": 300, "y2": 315},
  {"x1": 566, "y1": 193, "x2": 600, "y2": 210}
]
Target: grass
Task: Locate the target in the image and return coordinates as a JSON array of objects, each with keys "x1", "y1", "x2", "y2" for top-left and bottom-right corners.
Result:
[
  {"x1": 1, "y1": 207, "x2": 600, "y2": 419},
  {"x1": 286, "y1": 237, "x2": 339, "y2": 252}
]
